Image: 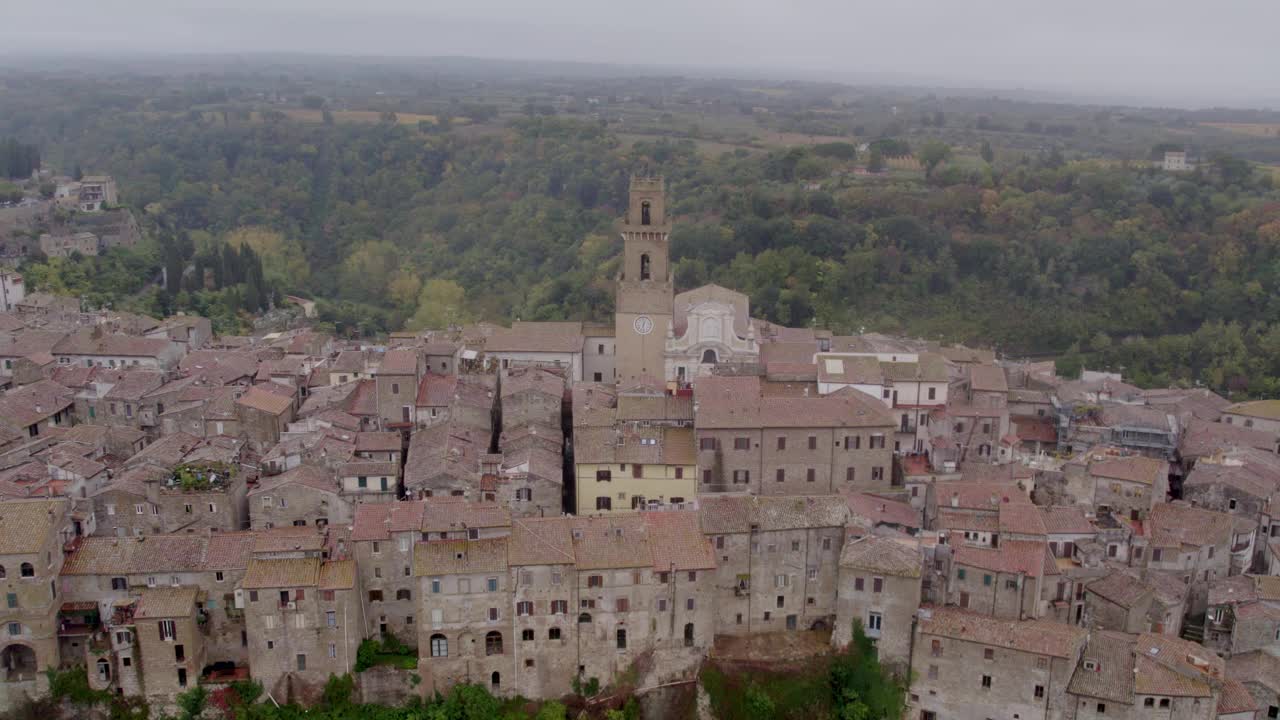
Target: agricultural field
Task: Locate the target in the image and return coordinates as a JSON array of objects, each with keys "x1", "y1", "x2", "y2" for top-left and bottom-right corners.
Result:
[{"x1": 1201, "y1": 122, "x2": 1280, "y2": 138}]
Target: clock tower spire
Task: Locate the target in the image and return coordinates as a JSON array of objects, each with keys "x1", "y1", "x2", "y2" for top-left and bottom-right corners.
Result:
[{"x1": 614, "y1": 175, "x2": 674, "y2": 386}]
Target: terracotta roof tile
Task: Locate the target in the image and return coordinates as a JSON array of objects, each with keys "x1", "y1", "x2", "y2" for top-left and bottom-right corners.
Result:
[
  {"x1": 318, "y1": 559, "x2": 356, "y2": 589},
  {"x1": 414, "y1": 537, "x2": 508, "y2": 575},
  {"x1": 1089, "y1": 455, "x2": 1166, "y2": 486},
  {"x1": 236, "y1": 386, "x2": 293, "y2": 415},
  {"x1": 507, "y1": 517, "x2": 576, "y2": 567},
  {"x1": 953, "y1": 539, "x2": 1053, "y2": 578},
  {"x1": 1086, "y1": 570, "x2": 1155, "y2": 609},
  {"x1": 643, "y1": 511, "x2": 716, "y2": 571},
  {"x1": 241, "y1": 557, "x2": 321, "y2": 589},
  {"x1": 0, "y1": 498, "x2": 66, "y2": 554},
  {"x1": 839, "y1": 536, "x2": 921, "y2": 577},
  {"x1": 1040, "y1": 506, "x2": 1095, "y2": 535},
  {"x1": 999, "y1": 503, "x2": 1047, "y2": 536},
  {"x1": 133, "y1": 586, "x2": 199, "y2": 619},
  {"x1": 919, "y1": 606, "x2": 1085, "y2": 658}
]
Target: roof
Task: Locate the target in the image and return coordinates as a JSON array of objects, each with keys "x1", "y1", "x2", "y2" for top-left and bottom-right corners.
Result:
[
  {"x1": 1146, "y1": 503, "x2": 1236, "y2": 549},
  {"x1": 694, "y1": 375, "x2": 894, "y2": 429},
  {"x1": 250, "y1": 464, "x2": 337, "y2": 495},
  {"x1": 485, "y1": 328, "x2": 583, "y2": 354},
  {"x1": 62, "y1": 531, "x2": 265, "y2": 575},
  {"x1": 998, "y1": 503, "x2": 1047, "y2": 536},
  {"x1": 953, "y1": 539, "x2": 1054, "y2": 578},
  {"x1": 350, "y1": 501, "x2": 426, "y2": 541},
  {"x1": 1225, "y1": 399, "x2": 1280, "y2": 421},
  {"x1": 1132, "y1": 633, "x2": 1220, "y2": 698},
  {"x1": 934, "y1": 481, "x2": 1029, "y2": 512},
  {"x1": 643, "y1": 511, "x2": 716, "y2": 571},
  {"x1": 1086, "y1": 571, "x2": 1155, "y2": 609},
  {"x1": 53, "y1": 330, "x2": 171, "y2": 358},
  {"x1": 1218, "y1": 678, "x2": 1257, "y2": 715},
  {"x1": 839, "y1": 536, "x2": 921, "y2": 577},
  {"x1": 698, "y1": 494, "x2": 849, "y2": 534},
  {"x1": 0, "y1": 379, "x2": 73, "y2": 428},
  {"x1": 1180, "y1": 417, "x2": 1277, "y2": 458},
  {"x1": 1040, "y1": 506, "x2": 1095, "y2": 535},
  {"x1": 414, "y1": 537, "x2": 509, "y2": 575},
  {"x1": 236, "y1": 386, "x2": 293, "y2": 415},
  {"x1": 968, "y1": 365, "x2": 1008, "y2": 393},
  {"x1": 318, "y1": 559, "x2": 356, "y2": 590},
  {"x1": 508, "y1": 517, "x2": 577, "y2": 567},
  {"x1": 1068, "y1": 631, "x2": 1137, "y2": 704},
  {"x1": 569, "y1": 515, "x2": 651, "y2": 570},
  {"x1": 844, "y1": 492, "x2": 921, "y2": 530},
  {"x1": 133, "y1": 586, "x2": 199, "y2": 620},
  {"x1": 0, "y1": 498, "x2": 65, "y2": 554},
  {"x1": 416, "y1": 373, "x2": 457, "y2": 407},
  {"x1": 241, "y1": 557, "x2": 321, "y2": 589},
  {"x1": 919, "y1": 606, "x2": 1086, "y2": 658},
  {"x1": 379, "y1": 347, "x2": 418, "y2": 375},
  {"x1": 1089, "y1": 455, "x2": 1165, "y2": 486},
  {"x1": 356, "y1": 432, "x2": 401, "y2": 453}
]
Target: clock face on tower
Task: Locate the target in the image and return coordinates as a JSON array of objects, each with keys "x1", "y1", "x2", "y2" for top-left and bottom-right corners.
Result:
[{"x1": 633, "y1": 315, "x2": 654, "y2": 335}]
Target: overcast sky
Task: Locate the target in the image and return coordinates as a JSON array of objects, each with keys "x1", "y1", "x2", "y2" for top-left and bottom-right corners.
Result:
[{"x1": 3, "y1": 0, "x2": 1277, "y2": 108}]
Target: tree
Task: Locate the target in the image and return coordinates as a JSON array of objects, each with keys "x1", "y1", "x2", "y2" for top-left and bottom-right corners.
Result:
[
  {"x1": 980, "y1": 140, "x2": 994, "y2": 164},
  {"x1": 407, "y1": 279, "x2": 468, "y2": 330},
  {"x1": 918, "y1": 140, "x2": 952, "y2": 177},
  {"x1": 867, "y1": 148, "x2": 884, "y2": 173},
  {"x1": 224, "y1": 226, "x2": 310, "y2": 291}
]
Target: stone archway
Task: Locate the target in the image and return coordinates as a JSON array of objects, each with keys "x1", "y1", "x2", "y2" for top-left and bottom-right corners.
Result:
[{"x1": 1, "y1": 643, "x2": 36, "y2": 682}]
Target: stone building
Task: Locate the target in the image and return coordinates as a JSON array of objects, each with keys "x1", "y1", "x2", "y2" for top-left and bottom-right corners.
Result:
[
  {"x1": 236, "y1": 387, "x2": 296, "y2": 450},
  {"x1": 1203, "y1": 574, "x2": 1280, "y2": 657},
  {"x1": 499, "y1": 366, "x2": 564, "y2": 431},
  {"x1": 909, "y1": 606, "x2": 1087, "y2": 720},
  {"x1": 698, "y1": 494, "x2": 847, "y2": 636},
  {"x1": 338, "y1": 460, "x2": 400, "y2": 504},
  {"x1": 352, "y1": 500, "x2": 510, "y2": 649},
  {"x1": 1227, "y1": 651, "x2": 1280, "y2": 720},
  {"x1": 1065, "y1": 632, "x2": 1224, "y2": 720},
  {"x1": 375, "y1": 348, "x2": 420, "y2": 431},
  {"x1": 833, "y1": 536, "x2": 922, "y2": 672},
  {"x1": 1137, "y1": 502, "x2": 1254, "y2": 612},
  {"x1": 1222, "y1": 400, "x2": 1280, "y2": 435},
  {"x1": 1063, "y1": 450, "x2": 1168, "y2": 521},
  {"x1": 248, "y1": 465, "x2": 349, "y2": 530},
  {"x1": 1082, "y1": 570, "x2": 1157, "y2": 634},
  {"x1": 694, "y1": 375, "x2": 896, "y2": 496},
  {"x1": 240, "y1": 541, "x2": 361, "y2": 703},
  {"x1": 0, "y1": 498, "x2": 74, "y2": 712},
  {"x1": 130, "y1": 586, "x2": 205, "y2": 706}
]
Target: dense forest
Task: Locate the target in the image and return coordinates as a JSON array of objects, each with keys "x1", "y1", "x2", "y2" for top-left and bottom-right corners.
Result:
[{"x1": 3, "y1": 63, "x2": 1280, "y2": 395}]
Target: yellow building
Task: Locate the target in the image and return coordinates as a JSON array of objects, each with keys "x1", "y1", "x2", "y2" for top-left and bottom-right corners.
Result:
[{"x1": 571, "y1": 382, "x2": 696, "y2": 514}]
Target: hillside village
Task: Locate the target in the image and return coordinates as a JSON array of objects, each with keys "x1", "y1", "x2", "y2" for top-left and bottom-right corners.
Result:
[{"x1": 1, "y1": 177, "x2": 1280, "y2": 719}]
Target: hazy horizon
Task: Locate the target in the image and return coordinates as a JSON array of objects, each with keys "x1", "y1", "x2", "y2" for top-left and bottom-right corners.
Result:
[{"x1": 2, "y1": 0, "x2": 1278, "y2": 110}]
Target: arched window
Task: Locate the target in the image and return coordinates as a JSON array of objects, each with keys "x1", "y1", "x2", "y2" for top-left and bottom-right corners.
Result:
[
  {"x1": 19, "y1": 563, "x2": 33, "y2": 578},
  {"x1": 700, "y1": 349, "x2": 718, "y2": 365},
  {"x1": 96, "y1": 658, "x2": 110, "y2": 682},
  {"x1": 684, "y1": 623, "x2": 695, "y2": 647},
  {"x1": 640, "y1": 201, "x2": 651, "y2": 226},
  {"x1": 485, "y1": 631, "x2": 503, "y2": 656},
  {"x1": 429, "y1": 634, "x2": 448, "y2": 658},
  {"x1": 395, "y1": 589, "x2": 411, "y2": 601},
  {"x1": 578, "y1": 613, "x2": 592, "y2": 624},
  {"x1": 491, "y1": 671, "x2": 501, "y2": 688},
  {"x1": 640, "y1": 253, "x2": 651, "y2": 281}
]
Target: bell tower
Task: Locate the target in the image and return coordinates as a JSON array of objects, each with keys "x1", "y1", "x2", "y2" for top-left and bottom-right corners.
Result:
[{"x1": 614, "y1": 176, "x2": 674, "y2": 385}]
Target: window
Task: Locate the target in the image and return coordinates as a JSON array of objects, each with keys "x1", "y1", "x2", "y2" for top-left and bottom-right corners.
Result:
[
  {"x1": 983, "y1": 574, "x2": 992, "y2": 586},
  {"x1": 846, "y1": 467, "x2": 855, "y2": 482},
  {"x1": 867, "y1": 612, "x2": 882, "y2": 633},
  {"x1": 732, "y1": 470, "x2": 750, "y2": 483},
  {"x1": 931, "y1": 639, "x2": 942, "y2": 657},
  {"x1": 430, "y1": 634, "x2": 448, "y2": 657},
  {"x1": 588, "y1": 575, "x2": 603, "y2": 588},
  {"x1": 984, "y1": 648, "x2": 994, "y2": 660},
  {"x1": 806, "y1": 468, "x2": 816, "y2": 483},
  {"x1": 551, "y1": 600, "x2": 568, "y2": 614},
  {"x1": 734, "y1": 437, "x2": 750, "y2": 450},
  {"x1": 517, "y1": 601, "x2": 533, "y2": 616},
  {"x1": 111, "y1": 577, "x2": 127, "y2": 591},
  {"x1": 616, "y1": 598, "x2": 630, "y2": 612},
  {"x1": 106, "y1": 504, "x2": 116, "y2": 516},
  {"x1": 326, "y1": 611, "x2": 336, "y2": 627},
  {"x1": 134, "y1": 504, "x2": 144, "y2": 515},
  {"x1": 159, "y1": 620, "x2": 176, "y2": 641},
  {"x1": 487, "y1": 577, "x2": 499, "y2": 592},
  {"x1": 521, "y1": 629, "x2": 534, "y2": 642},
  {"x1": 1152, "y1": 548, "x2": 1163, "y2": 562},
  {"x1": 596, "y1": 469, "x2": 612, "y2": 482},
  {"x1": 1035, "y1": 685, "x2": 1045, "y2": 699},
  {"x1": 981, "y1": 675, "x2": 992, "y2": 689},
  {"x1": 485, "y1": 631, "x2": 503, "y2": 656},
  {"x1": 927, "y1": 665, "x2": 938, "y2": 680},
  {"x1": 368, "y1": 590, "x2": 383, "y2": 602},
  {"x1": 957, "y1": 568, "x2": 966, "y2": 580},
  {"x1": 596, "y1": 497, "x2": 612, "y2": 511},
  {"x1": 928, "y1": 387, "x2": 936, "y2": 400},
  {"x1": 855, "y1": 577, "x2": 864, "y2": 592},
  {"x1": 1159, "y1": 699, "x2": 1170, "y2": 709},
  {"x1": 1097, "y1": 704, "x2": 1106, "y2": 714},
  {"x1": 296, "y1": 654, "x2": 307, "y2": 671},
  {"x1": 872, "y1": 466, "x2": 884, "y2": 481},
  {"x1": 616, "y1": 628, "x2": 627, "y2": 650},
  {"x1": 775, "y1": 469, "x2": 785, "y2": 483},
  {"x1": 699, "y1": 438, "x2": 716, "y2": 451},
  {"x1": 777, "y1": 437, "x2": 786, "y2": 451},
  {"x1": 396, "y1": 589, "x2": 411, "y2": 601},
  {"x1": 488, "y1": 607, "x2": 499, "y2": 621}
]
